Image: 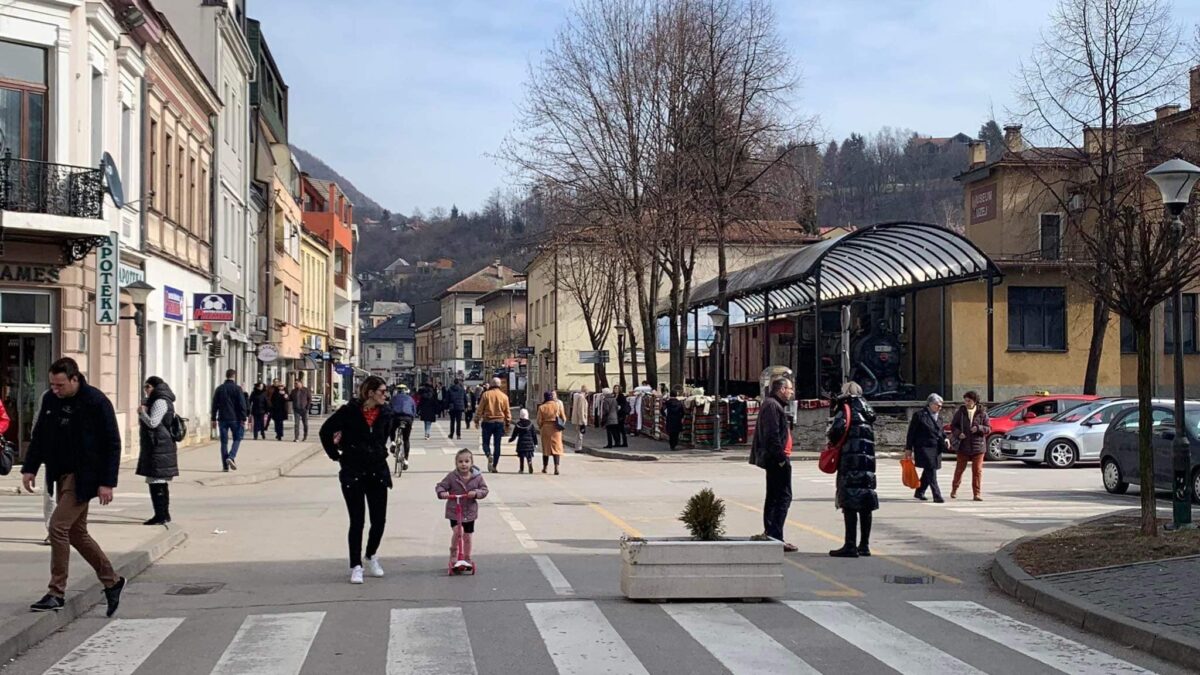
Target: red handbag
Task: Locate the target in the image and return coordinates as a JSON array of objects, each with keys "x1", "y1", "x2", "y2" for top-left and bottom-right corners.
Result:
[{"x1": 819, "y1": 403, "x2": 852, "y2": 474}]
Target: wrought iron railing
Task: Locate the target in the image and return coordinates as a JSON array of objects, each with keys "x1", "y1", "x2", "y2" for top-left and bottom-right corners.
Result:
[{"x1": 0, "y1": 152, "x2": 104, "y2": 219}]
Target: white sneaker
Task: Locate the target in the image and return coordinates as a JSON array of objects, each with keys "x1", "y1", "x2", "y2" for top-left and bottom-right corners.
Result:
[
  {"x1": 401, "y1": 458, "x2": 409, "y2": 470},
  {"x1": 364, "y1": 556, "x2": 384, "y2": 578},
  {"x1": 349, "y1": 566, "x2": 364, "y2": 584}
]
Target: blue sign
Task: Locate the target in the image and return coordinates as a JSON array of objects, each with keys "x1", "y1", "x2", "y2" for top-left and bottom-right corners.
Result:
[
  {"x1": 193, "y1": 293, "x2": 235, "y2": 322},
  {"x1": 309, "y1": 350, "x2": 324, "y2": 361},
  {"x1": 335, "y1": 364, "x2": 353, "y2": 376},
  {"x1": 163, "y1": 286, "x2": 184, "y2": 323}
]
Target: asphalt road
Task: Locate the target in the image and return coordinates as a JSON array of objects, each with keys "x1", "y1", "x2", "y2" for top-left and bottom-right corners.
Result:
[{"x1": 2, "y1": 419, "x2": 1186, "y2": 675}]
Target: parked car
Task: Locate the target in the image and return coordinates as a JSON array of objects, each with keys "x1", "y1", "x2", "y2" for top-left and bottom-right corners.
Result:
[
  {"x1": 1100, "y1": 403, "x2": 1200, "y2": 503},
  {"x1": 953, "y1": 394, "x2": 1099, "y2": 461},
  {"x1": 999, "y1": 398, "x2": 1146, "y2": 468}
]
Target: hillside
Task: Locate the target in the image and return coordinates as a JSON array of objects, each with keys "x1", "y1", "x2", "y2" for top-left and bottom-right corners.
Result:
[{"x1": 291, "y1": 145, "x2": 389, "y2": 224}]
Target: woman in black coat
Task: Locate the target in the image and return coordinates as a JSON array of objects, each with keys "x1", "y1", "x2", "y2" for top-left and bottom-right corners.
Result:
[
  {"x1": 614, "y1": 386, "x2": 630, "y2": 447},
  {"x1": 319, "y1": 376, "x2": 395, "y2": 583},
  {"x1": 663, "y1": 386, "x2": 686, "y2": 451},
  {"x1": 249, "y1": 382, "x2": 269, "y2": 440},
  {"x1": 137, "y1": 377, "x2": 179, "y2": 525},
  {"x1": 269, "y1": 382, "x2": 290, "y2": 441},
  {"x1": 416, "y1": 384, "x2": 439, "y2": 439},
  {"x1": 905, "y1": 393, "x2": 950, "y2": 503},
  {"x1": 827, "y1": 382, "x2": 878, "y2": 557}
]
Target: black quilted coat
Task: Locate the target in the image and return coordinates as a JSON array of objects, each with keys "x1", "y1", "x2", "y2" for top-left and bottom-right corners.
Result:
[{"x1": 828, "y1": 395, "x2": 878, "y2": 512}]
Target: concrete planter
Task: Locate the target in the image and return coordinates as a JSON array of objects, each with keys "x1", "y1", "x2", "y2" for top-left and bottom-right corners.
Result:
[{"x1": 620, "y1": 536, "x2": 785, "y2": 601}]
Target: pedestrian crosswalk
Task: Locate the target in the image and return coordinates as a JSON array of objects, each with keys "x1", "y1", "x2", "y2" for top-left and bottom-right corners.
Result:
[{"x1": 40, "y1": 599, "x2": 1157, "y2": 674}]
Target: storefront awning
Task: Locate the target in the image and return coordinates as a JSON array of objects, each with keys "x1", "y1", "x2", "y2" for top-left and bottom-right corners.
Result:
[{"x1": 662, "y1": 221, "x2": 1002, "y2": 318}]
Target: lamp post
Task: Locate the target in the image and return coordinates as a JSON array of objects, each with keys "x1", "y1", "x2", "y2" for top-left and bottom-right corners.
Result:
[
  {"x1": 708, "y1": 308, "x2": 729, "y2": 452},
  {"x1": 1147, "y1": 157, "x2": 1200, "y2": 531},
  {"x1": 121, "y1": 280, "x2": 155, "y2": 391},
  {"x1": 615, "y1": 321, "x2": 627, "y2": 392}
]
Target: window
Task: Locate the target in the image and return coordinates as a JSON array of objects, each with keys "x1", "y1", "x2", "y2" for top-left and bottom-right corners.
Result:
[
  {"x1": 177, "y1": 145, "x2": 185, "y2": 222},
  {"x1": 163, "y1": 133, "x2": 173, "y2": 219},
  {"x1": 1120, "y1": 315, "x2": 1137, "y2": 354},
  {"x1": 1165, "y1": 294, "x2": 1198, "y2": 354},
  {"x1": 187, "y1": 156, "x2": 196, "y2": 233},
  {"x1": 90, "y1": 68, "x2": 103, "y2": 165},
  {"x1": 464, "y1": 339, "x2": 473, "y2": 360},
  {"x1": 149, "y1": 120, "x2": 157, "y2": 203},
  {"x1": 199, "y1": 167, "x2": 208, "y2": 237},
  {"x1": 1008, "y1": 287, "x2": 1066, "y2": 351},
  {"x1": 1039, "y1": 214, "x2": 1062, "y2": 260},
  {"x1": 120, "y1": 103, "x2": 133, "y2": 193},
  {"x1": 464, "y1": 307, "x2": 472, "y2": 325},
  {"x1": 0, "y1": 40, "x2": 47, "y2": 160}
]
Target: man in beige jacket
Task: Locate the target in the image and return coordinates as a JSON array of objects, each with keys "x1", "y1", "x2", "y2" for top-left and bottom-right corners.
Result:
[{"x1": 474, "y1": 377, "x2": 511, "y2": 472}]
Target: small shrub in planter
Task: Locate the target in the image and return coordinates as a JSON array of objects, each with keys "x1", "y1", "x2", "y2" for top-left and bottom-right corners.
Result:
[{"x1": 679, "y1": 488, "x2": 726, "y2": 541}]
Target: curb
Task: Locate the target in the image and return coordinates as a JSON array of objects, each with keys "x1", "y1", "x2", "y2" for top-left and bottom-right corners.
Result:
[
  {"x1": 197, "y1": 444, "x2": 324, "y2": 487},
  {"x1": 575, "y1": 447, "x2": 659, "y2": 461},
  {"x1": 991, "y1": 514, "x2": 1200, "y2": 671},
  {"x1": 0, "y1": 523, "x2": 187, "y2": 665}
]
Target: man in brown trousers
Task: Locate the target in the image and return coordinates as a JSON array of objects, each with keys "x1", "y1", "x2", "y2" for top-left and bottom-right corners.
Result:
[{"x1": 21, "y1": 357, "x2": 126, "y2": 615}]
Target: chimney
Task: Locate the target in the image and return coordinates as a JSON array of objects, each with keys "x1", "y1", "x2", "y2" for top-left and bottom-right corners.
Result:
[
  {"x1": 1156, "y1": 104, "x2": 1181, "y2": 120},
  {"x1": 968, "y1": 141, "x2": 987, "y2": 167},
  {"x1": 493, "y1": 259, "x2": 503, "y2": 278},
  {"x1": 1003, "y1": 124, "x2": 1024, "y2": 153},
  {"x1": 1190, "y1": 65, "x2": 1200, "y2": 110},
  {"x1": 1083, "y1": 127, "x2": 1100, "y2": 155}
]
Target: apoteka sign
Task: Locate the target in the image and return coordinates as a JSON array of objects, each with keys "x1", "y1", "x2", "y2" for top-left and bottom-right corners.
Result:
[
  {"x1": 193, "y1": 293, "x2": 235, "y2": 322},
  {"x1": 257, "y1": 345, "x2": 279, "y2": 363},
  {"x1": 95, "y1": 232, "x2": 119, "y2": 325}
]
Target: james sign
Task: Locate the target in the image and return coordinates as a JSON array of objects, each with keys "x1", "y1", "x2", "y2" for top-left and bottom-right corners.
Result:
[
  {"x1": 970, "y1": 183, "x2": 998, "y2": 224},
  {"x1": 193, "y1": 293, "x2": 235, "y2": 322},
  {"x1": 95, "y1": 232, "x2": 119, "y2": 325}
]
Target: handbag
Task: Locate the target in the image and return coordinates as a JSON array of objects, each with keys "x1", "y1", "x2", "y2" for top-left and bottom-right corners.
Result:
[
  {"x1": 819, "y1": 403, "x2": 852, "y2": 474},
  {"x1": 554, "y1": 415, "x2": 565, "y2": 431},
  {"x1": 901, "y1": 457, "x2": 920, "y2": 489},
  {"x1": 0, "y1": 439, "x2": 14, "y2": 476}
]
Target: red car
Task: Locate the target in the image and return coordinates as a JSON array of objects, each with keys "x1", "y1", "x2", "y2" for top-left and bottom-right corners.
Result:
[{"x1": 945, "y1": 394, "x2": 1099, "y2": 460}]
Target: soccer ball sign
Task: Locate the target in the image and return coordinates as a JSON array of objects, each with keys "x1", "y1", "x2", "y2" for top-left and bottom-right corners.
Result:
[{"x1": 193, "y1": 293, "x2": 235, "y2": 322}]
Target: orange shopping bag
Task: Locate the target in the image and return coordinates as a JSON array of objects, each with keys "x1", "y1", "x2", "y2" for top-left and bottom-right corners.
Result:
[{"x1": 900, "y1": 457, "x2": 920, "y2": 489}]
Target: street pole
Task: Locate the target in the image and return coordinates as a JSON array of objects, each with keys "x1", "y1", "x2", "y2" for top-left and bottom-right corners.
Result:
[
  {"x1": 714, "y1": 325, "x2": 722, "y2": 452},
  {"x1": 1170, "y1": 215, "x2": 1192, "y2": 530}
]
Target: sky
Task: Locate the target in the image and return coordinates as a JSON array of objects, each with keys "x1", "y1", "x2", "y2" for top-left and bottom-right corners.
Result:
[{"x1": 250, "y1": 0, "x2": 1200, "y2": 216}]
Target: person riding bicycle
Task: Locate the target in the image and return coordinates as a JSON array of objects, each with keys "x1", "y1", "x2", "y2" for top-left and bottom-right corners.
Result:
[{"x1": 390, "y1": 384, "x2": 417, "y2": 470}]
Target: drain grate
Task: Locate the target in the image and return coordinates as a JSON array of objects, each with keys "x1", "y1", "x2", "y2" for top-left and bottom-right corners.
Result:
[
  {"x1": 166, "y1": 582, "x2": 225, "y2": 596},
  {"x1": 883, "y1": 575, "x2": 935, "y2": 585},
  {"x1": 553, "y1": 500, "x2": 599, "y2": 506}
]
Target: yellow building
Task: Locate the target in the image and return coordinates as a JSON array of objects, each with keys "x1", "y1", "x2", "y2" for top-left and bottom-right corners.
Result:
[
  {"x1": 526, "y1": 225, "x2": 818, "y2": 394},
  {"x1": 478, "y1": 281, "x2": 527, "y2": 372},
  {"x1": 300, "y1": 229, "x2": 332, "y2": 395},
  {"x1": 936, "y1": 69, "x2": 1200, "y2": 399}
]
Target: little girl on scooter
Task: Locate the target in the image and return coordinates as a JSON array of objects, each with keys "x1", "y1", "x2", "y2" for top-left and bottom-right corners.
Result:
[{"x1": 435, "y1": 449, "x2": 489, "y2": 572}]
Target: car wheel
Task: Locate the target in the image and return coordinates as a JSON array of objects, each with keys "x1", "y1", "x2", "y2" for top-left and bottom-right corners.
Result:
[
  {"x1": 1192, "y1": 468, "x2": 1200, "y2": 506},
  {"x1": 986, "y1": 435, "x2": 1003, "y2": 461},
  {"x1": 1102, "y1": 458, "x2": 1128, "y2": 494},
  {"x1": 1046, "y1": 440, "x2": 1078, "y2": 469}
]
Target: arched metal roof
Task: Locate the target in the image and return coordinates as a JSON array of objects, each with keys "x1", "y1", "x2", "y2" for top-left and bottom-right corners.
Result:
[{"x1": 667, "y1": 221, "x2": 1002, "y2": 317}]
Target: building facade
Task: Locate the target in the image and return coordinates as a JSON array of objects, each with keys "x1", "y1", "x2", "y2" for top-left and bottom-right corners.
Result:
[
  {"x1": 300, "y1": 174, "x2": 354, "y2": 405},
  {"x1": 478, "y1": 281, "x2": 526, "y2": 372},
  {"x1": 435, "y1": 261, "x2": 518, "y2": 380},
  {"x1": 362, "y1": 313, "x2": 415, "y2": 386},
  {"x1": 414, "y1": 316, "x2": 439, "y2": 384},
  {"x1": 299, "y1": 227, "x2": 330, "y2": 404}
]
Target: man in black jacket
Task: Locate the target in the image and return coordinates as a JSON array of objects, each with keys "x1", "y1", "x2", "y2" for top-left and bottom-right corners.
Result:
[
  {"x1": 446, "y1": 378, "x2": 467, "y2": 440},
  {"x1": 749, "y1": 377, "x2": 797, "y2": 552},
  {"x1": 20, "y1": 358, "x2": 126, "y2": 615},
  {"x1": 211, "y1": 369, "x2": 247, "y2": 471}
]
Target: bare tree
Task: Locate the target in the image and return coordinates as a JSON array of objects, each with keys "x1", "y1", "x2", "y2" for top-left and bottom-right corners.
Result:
[
  {"x1": 1013, "y1": 0, "x2": 1191, "y2": 535},
  {"x1": 1015, "y1": 0, "x2": 1187, "y2": 399},
  {"x1": 556, "y1": 235, "x2": 620, "y2": 390}
]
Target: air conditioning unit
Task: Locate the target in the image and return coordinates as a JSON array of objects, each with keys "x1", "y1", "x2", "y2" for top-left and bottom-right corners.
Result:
[
  {"x1": 255, "y1": 316, "x2": 269, "y2": 332},
  {"x1": 185, "y1": 334, "x2": 202, "y2": 355},
  {"x1": 208, "y1": 340, "x2": 224, "y2": 359}
]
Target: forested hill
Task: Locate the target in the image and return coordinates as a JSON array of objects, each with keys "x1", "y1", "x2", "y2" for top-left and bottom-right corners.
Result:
[{"x1": 291, "y1": 145, "x2": 387, "y2": 224}]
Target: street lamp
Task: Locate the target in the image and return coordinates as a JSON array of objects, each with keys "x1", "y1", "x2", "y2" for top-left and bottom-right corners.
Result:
[
  {"x1": 1147, "y1": 157, "x2": 1200, "y2": 531},
  {"x1": 708, "y1": 308, "x2": 729, "y2": 451},
  {"x1": 615, "y1": 321, "x2": 627, "y2": 392},
  {"x1": 121, "y1": 279, "x2": 155, "y2": 391}
]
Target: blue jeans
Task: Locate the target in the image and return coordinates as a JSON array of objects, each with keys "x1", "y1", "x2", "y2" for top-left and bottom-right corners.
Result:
[
  {"x1": 423, "y1": 420, "x2": 433, "y2": 436},
  {"x1": 219, "y1": 420, "x2": 244, "y2": 466},
  {"x1": 481, "y1": 421, "x2": 504, "y2": 468}
]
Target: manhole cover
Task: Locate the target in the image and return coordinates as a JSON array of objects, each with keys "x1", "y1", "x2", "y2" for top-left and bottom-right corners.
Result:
[
  {"x1": 553, "y1": 501, "x2": 599, "y2": 506},
  {"x1": 166, "y1": 582, "x2": 225, "y2": 596},
  {"x1": 883, "y1": 575, "x2": 935, "y2": 585}
]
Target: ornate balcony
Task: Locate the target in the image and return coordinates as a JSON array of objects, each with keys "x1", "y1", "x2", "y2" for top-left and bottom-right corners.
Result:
[{"x1": 0, "y1": 152, "x2": 104, "y2": 220}]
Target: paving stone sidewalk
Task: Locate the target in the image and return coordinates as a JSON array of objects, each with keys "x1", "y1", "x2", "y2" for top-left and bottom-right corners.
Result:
[{"x1": 1041, "y1": 555, "x2": 1200, "y2": 639}]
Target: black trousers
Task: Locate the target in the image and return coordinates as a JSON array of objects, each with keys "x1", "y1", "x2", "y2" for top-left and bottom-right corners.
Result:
[
  {"x1": 616, "y1": 416, "x2": 628, "y2": 446},
  {"x1": 605, "y1": 424, "x2": 621, "y2": 447},
  {"x1": 341, "y1": 477, "x2": 388, "y2": 568},
  {"x1": 763, "y1": 462, "x2": 792, "y2": 541},
  {"x1": 668, "y1": 428, "x2": 681, "y2": 450},
  {"x1": 843, "y1": 509, "x2": 872, "y2": 547},
  {"x1": 393, "y1": 418, "x2": 413, "y2": 459},
  {"x1": 449, "y1": 410, "x2": 463, "y2": 437},
  {"x1": 918, "y1": 466, "x2": 943, "y2": 500}
]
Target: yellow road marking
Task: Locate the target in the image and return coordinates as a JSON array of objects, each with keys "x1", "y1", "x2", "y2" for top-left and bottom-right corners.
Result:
[
  {"x1": 786, "y1": 559, "x2": 863, "y2": 597},
  {"x1": 728, "y1": 499, "x2": 963, "y2": 585},
  {"x1": 539, "y1": 475, "x2": 643, "y2": 538}
]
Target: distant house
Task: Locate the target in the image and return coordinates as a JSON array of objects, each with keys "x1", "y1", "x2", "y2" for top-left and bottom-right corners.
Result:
[
  {"x1": 362, "y1": 314, "x2": 416, "y2": 385},
  {"x1": 911, "y1": 133, "x2": 972, "y2": 155},
  {"x1": 417, "y1": 257, "x2": 455, "y2": 274},
  {"x1": 368, "y1": 300, "x2": 411, "y2": 328},
  {"x1": 383, "y1": 256, "x2": 412, "y2": 280},
  {"x1": 434, "y1": 261, "x2": 520, "y2": 379}
]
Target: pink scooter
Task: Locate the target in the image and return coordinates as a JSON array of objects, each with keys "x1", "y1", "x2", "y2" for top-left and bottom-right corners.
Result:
[{"x1": 446, "y1": 493, "x2": 476, "y2": 576}]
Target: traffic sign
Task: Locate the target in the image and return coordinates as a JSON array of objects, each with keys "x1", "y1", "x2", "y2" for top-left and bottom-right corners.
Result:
[{"x1": 579, "y1": 350, "x2": 610, "y2": 364}]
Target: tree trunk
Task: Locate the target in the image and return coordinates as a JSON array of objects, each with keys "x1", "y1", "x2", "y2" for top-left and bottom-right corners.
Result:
[
  {"x1": 594, "y1": 362, "x2": 609, "y2": 391},
  {"x1": 668, "y1": 276, "x2": 683, "y2": 387},
  {"x1": 1136, "y1": 320, "x2": 1159, "y2": 537},
  {"x1": 1083, "y1": 299, "x2": 1109, "y2": 395}
]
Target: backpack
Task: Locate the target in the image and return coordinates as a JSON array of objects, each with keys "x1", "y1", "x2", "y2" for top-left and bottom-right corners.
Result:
[{"x1": 169, "y1": 413, "x2": 188, "y2": 443}]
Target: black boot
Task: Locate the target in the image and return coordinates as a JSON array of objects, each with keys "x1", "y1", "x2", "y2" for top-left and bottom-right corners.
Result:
[
  {"x1": 857, "y1": 511, "x2": 872, "y2": 556},
  {"x1": 143, "y1": 484, "x2": 167, "y2": 525},
  {"x1": 830, "y1": 511, "x2": 858, "y2": 557},
  {"x1": 160, "y1": 483, "x2": 172, "y2": 523}
]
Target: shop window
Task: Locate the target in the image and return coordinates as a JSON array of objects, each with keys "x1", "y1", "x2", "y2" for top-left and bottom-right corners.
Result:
[
  {"x1": 0, "y1": 292, "x2": 50, "y2": 324},
  {"x1": 1165, "y1": 294, "x2": 1197, "y2": 354},
  {"x1": 1008, "y1": 287, "x2": 1066, "y2": 351}
]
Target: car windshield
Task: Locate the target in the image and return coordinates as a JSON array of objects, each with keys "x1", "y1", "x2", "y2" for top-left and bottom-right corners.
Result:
[
  {"x1": 1186, "y1": 410, "x2": 1200, "y2": 437},
  {"x1": 1052, "y1": 401, "x2": 1107, "y2": 423},
  {"x1": 989, "y1": 400, "x2": 1025, "y2": 418}
]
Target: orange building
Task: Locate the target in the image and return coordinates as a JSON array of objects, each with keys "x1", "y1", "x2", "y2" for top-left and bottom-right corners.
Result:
[{"x1": 300, "y1": 174, "x2": 356, "y2": 403}]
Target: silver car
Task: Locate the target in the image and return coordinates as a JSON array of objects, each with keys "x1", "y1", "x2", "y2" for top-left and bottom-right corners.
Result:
[{"x1": 998, "y1": 398, "x2": 1146, "y2": 468}]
